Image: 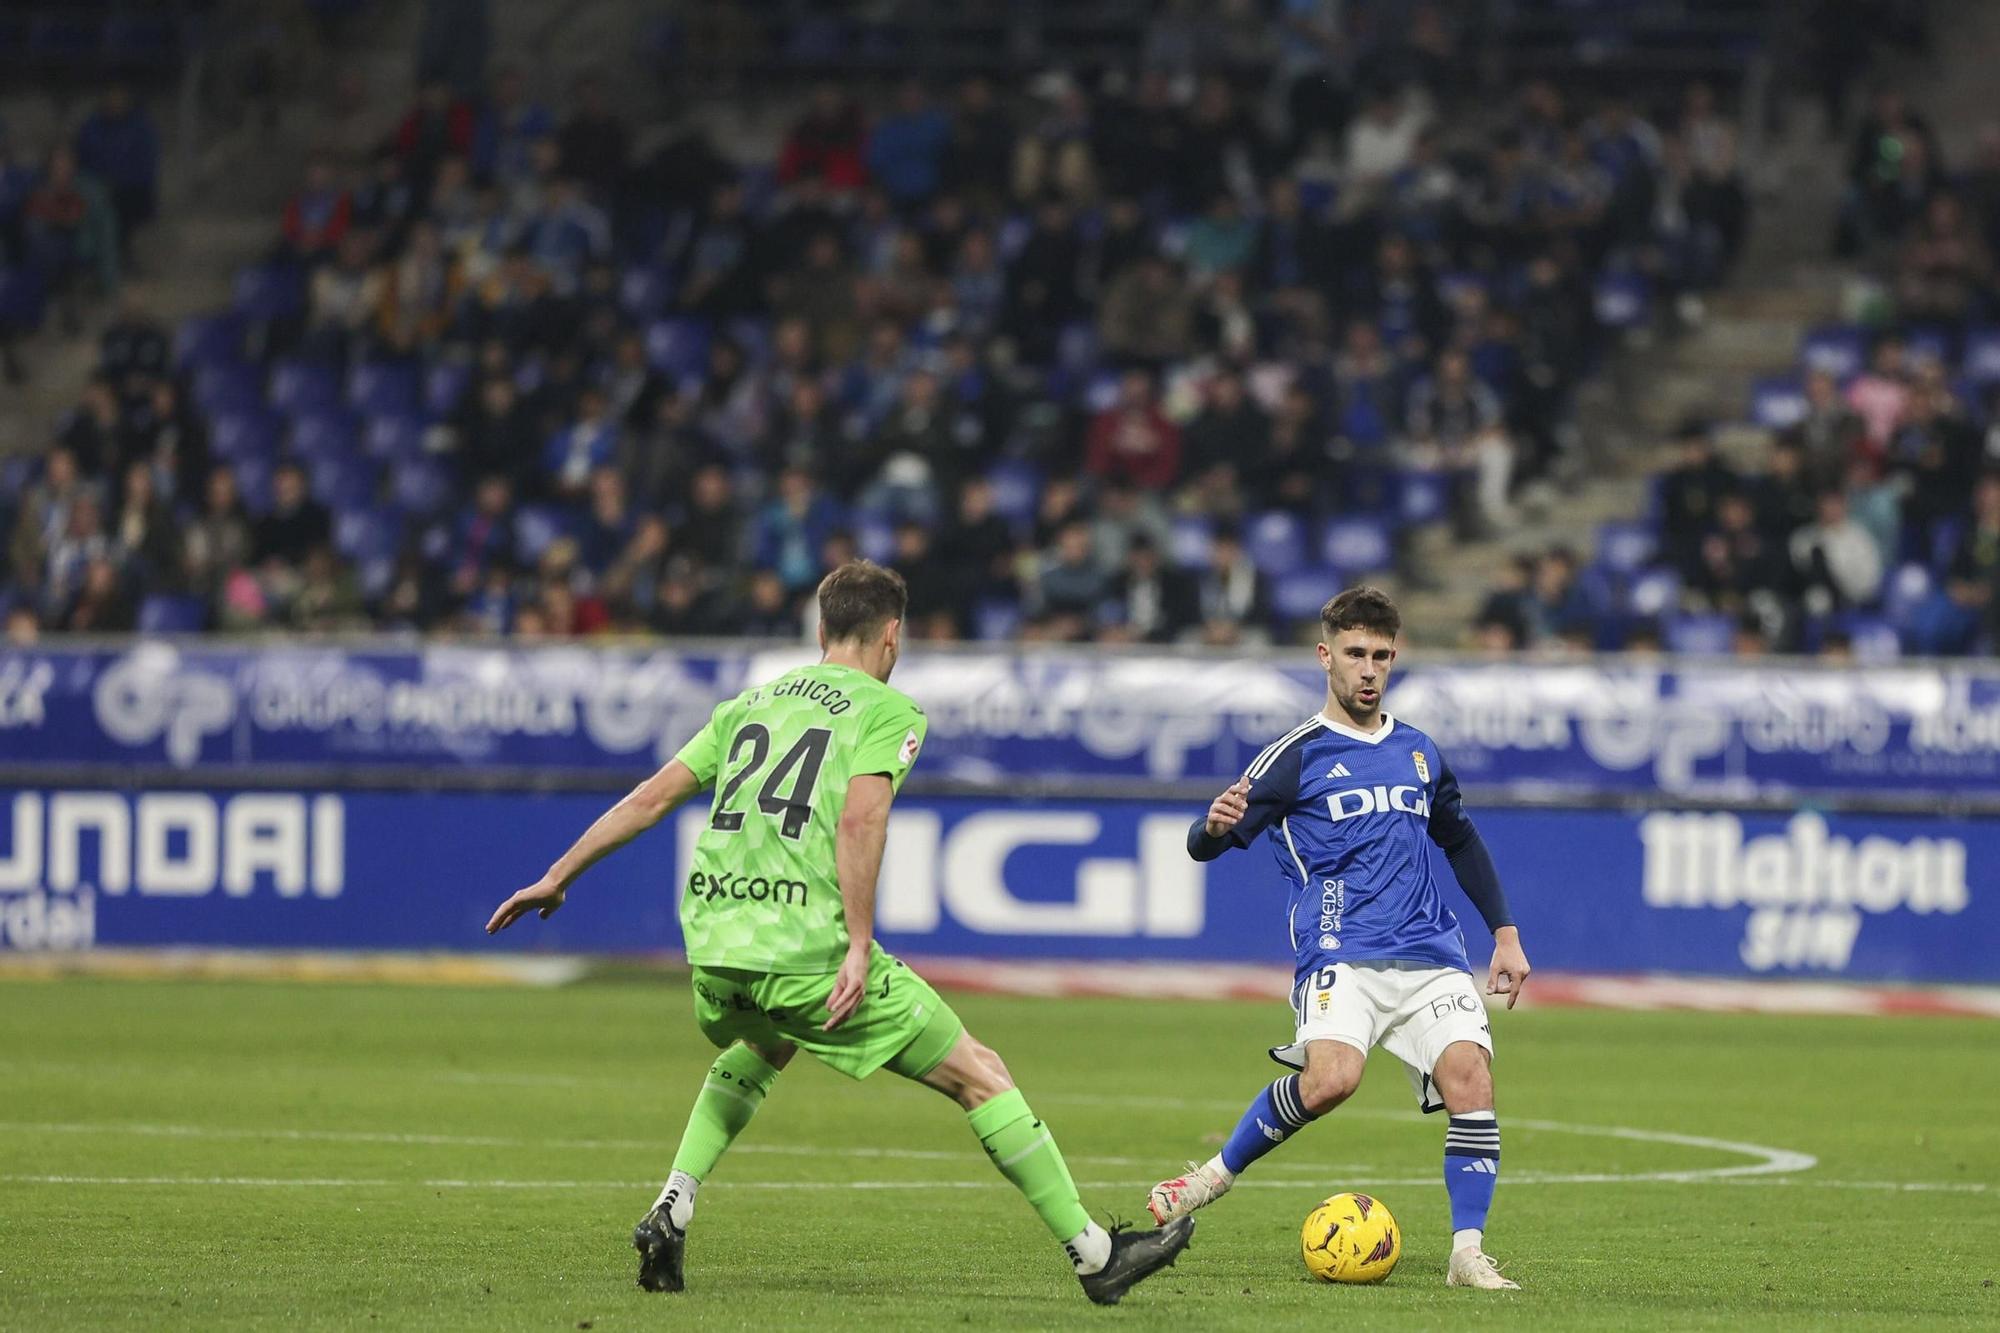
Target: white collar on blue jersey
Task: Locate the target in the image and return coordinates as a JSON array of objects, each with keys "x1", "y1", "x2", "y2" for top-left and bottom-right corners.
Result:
[{"x1": 1317, "y1": 712, "x2": 1396, "y2": 745}]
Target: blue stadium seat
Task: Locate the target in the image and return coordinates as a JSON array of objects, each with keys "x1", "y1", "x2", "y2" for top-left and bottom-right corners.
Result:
[
  {"x1": 1749, "y1": 375, "x2": 1809, "y2": 430},
  {"x1": 1963, "y1": 328, "x2": 2000, "y2": 383},
  {"x1": 137, "y1": 595, "x2": 208, "y2": 635},
  {"x1": 1841, "y1": 614, "x2": 1902, "y2": 663},
  {"x1": 0, "y1": 267, "x2": 46, "y2": 333},
  {"x1": 1883, "y1": 562, "x2": 1932, "y2": 628},
  {"x1": 309, "y1": 456, "x2": 381, "y2": 510},
  {"x1": 619, "y1": 265, "x2": 675, "y2": 319},
  {"x1": 231, "y1": 456, "x2": 275, "y2": 515},
  {"x1": 1317, "y1": 516, "x2": 1394, "y2": 573},
  {"x1": 984, "y1": 460, "x2": 1041, "y2": 528},
  {"x1": 175, "y1": 312, "x2": 246, "y2": 370},
  {"x1": 209, "y1": 410, "x2": 280, "y2": 460},
  {"x1": 973, "y1": 599, "x2": 1022, "y2": 641},
  {"x1": 1273, "y1": 568, "x2": 1341, "y2": 624},
  {"x1": 334, "y1": 507, "x2": 402, "y2": 563},
  {"x1": 288, "y1": 412, "x2": 357, "y2": 461},
  {"x1": 424, "y1": 362, "x2": 472, "y2": 418},
  {"x1": 363, "y1": 414, "x2": 427, "y2": 462},
  {"x1": 1901, "y1": 326, "x2": 1951, "y2": 369},
  {"x1": 1596, "y1": 520, "x2": 1657, "y2": 574},
  {"x1": 391, "y1": 459, "x2": 456, "y2": 515},
  {"x1": 513, "y1": 504, "x2": 573, "y2": 563},
  {"x1": 1664, "y1": 613, "x2": 1733, "y2": 656},
  {"x1": 1592, "y1": 271, "x2": 1650, "y2": 329},
  {"x1": 853, "y1": 514, "x2": 896, "y2": 564},
  {"x1": 193, "y1": 362, "x2": 265, "y2": 416},
  {"x1": 1168, "y1": 514, "x2": 1213, "y2": 569},
  {"x1": 1397, "y1": 470, "x2": 1450, "y2": 527},
  {"x1": 268, "y1": 359, "x2": 341, "y2": 415},
  {"x1": 1627, "y1": 567, "x2": 1681, "y2": 618},
  {"x1": 644, "y1": 317, "x2": 711, "y2": 378},
  {"x1": 1080, "y1": 368, "x2": 1122, "y2": 411},
  {"x1": 1056, "y1": 320, "x2": 1098, "y2": 374},
  {"x1": 1245, "y1": 509, "x2": 1307, "y2": 576},
  {"x1": 1799, "y1": 324, "x2": 1866, "y2": 379},
  {"x1": 232, "y1": 264, "x2": 305, "y2": 321},
  {"x1": 727, "y1": 317, "x2": 773, "y2": 368},
  {"x1": 347, "y1": 362, "x2": 420, "y2": 418}
]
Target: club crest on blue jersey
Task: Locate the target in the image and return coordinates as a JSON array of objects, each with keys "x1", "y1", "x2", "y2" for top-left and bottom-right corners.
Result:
[{"x1": 1413, "y1": 750, "x2": 1430, "y2": 783}]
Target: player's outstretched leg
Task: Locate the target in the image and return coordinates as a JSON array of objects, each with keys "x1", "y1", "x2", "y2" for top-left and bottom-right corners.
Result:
[
  {"x1": 910, "y1": 1029, "x2": 1194, "y2": 1305},
  {"x1": 634, "y1": 1039, "x2": 792, "y2": 1292},
  {"x1": 1149, "y1": 1040, "x2": 1363, "y2": 1225},
  {"x1": 1433, "y1": 1041, "x2": 1518, "y2": 1291}
]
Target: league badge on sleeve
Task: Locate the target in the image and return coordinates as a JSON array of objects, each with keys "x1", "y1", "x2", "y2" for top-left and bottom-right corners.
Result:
[
  {"x1": 1412, "y1": 750, "x2": 1430, "y2": 784},
  {"x1": 899, "y1": 729, "x2": 921, "y2": 765}
]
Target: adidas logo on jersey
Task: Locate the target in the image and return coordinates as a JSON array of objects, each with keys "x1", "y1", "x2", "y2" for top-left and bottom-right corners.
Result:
[{"x1": 1327, "y1": 762, "x2": 1353, "y2": 778}]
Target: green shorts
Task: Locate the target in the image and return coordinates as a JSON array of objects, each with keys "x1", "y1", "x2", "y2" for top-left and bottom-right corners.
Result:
[{"x1": 690, "y1": 942, "x2": 964, "y2": 1081}]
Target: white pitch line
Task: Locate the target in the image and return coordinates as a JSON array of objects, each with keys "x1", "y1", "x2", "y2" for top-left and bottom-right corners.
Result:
[
  {"x1": 0, "y1": 1120, "x2": 1171, "y2": 1168},
  {"x1": 0, "y1": 1174, "x2": 1984, "y2": 1194}
]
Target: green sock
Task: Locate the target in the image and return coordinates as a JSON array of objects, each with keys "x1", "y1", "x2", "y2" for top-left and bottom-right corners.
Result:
[
  {"x1": 967, "y1": 1088, "x2": 1093, "y2": 1242},
  {"x1": 670, "y1": 1043, "x2": 779, "y2": 1181}
]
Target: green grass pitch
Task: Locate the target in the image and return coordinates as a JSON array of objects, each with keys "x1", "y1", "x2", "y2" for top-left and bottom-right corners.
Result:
[{"x1": 1, "y1": 975, "x2": 1995, "y2": 1330}]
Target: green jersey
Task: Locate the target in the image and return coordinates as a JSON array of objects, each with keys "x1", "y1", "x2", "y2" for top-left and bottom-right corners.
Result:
[{"x1": 673, "y1": 661, "x2": 927, "y2": 973}]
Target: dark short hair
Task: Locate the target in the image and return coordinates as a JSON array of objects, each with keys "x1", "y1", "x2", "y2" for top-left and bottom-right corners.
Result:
[
  {"x1": 817, "y1": 559, "x2": 907, "y2": 642},
  {"x1": 1321, "y1": 585, "x2": 1401, "y2": 640}
]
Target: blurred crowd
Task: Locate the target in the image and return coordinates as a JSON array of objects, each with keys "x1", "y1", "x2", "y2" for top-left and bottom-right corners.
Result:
[
  {"x1": 1475, "y1": 71, "x2": 2000, "y2": 661},
  {"x1": 0, "y1": 85, "x2": 160, "y2": 380},
  {"x1": 1, "y1": 5, "x2": 1753, "y2": 646}
]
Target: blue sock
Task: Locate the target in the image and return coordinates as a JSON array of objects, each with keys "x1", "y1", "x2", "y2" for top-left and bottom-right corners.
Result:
[
  {"x1": 1219, "y1": 1075, "x2": 1318, "y2": 1175},
  {"x1": 1443, "y1": 1110, "x2": 1500, "y2": 1235}
]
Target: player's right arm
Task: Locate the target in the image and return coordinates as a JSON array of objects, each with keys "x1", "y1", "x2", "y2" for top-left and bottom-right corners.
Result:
[
  {"x1": 1185, "y1": 736, "x2": 1304, "y2": 861},
  {"x1": 486, "y1": 703, "x2": 730, "y2": 934},
  {"x1": 823, "y1": 694, "x2": 925, "y2": 1030}
]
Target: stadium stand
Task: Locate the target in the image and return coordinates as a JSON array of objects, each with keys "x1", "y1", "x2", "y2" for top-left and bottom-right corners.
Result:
[{"x1": 0, "y1": 1, "x2": 1801, "y2": 647}]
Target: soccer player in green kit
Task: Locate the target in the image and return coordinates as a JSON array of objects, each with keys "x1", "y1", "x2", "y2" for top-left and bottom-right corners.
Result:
[{"x1": 486, "y1": 560, "x2": 1194, "y2": 1303}]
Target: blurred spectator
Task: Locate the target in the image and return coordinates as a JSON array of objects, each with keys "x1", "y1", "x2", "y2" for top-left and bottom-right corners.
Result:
[
  {"x1": 1195, "y1": 531, "x2": 1268, "y2": 646},
  {"x1": 282, "y1": 154, "x2": 354, "y2": 263},
  {"x1": 1102, "y1": 535, "x2": 1196, "y2": 644},
  {"x1": 1789, "y1": 489, "x2": 1885, "y2": 615},
  {"x1": 62, "y1": 556, "x2": 134, "y2": 633},
  {"x1": 25, "y1": 146, "x2": 118, "y2": 327},
  {"x1": 255, "y1": 463, "x2": 333, "y2": 571},
  {"x1": 113, "y1": 459, "x2": 182, "y2": 593},
  {"x1": 72, "y1": 86, "x2": 159, "y2": 261},
  {"x1": 1894, "y1": 193, "x2": 1992, "y2": 326},
  {"x1": 1086, "y1": 370, "x2": 1181, "y2": 490},
  {"x1": 542, "y1": 387, "x2": 620, "y2": 501},
  {"x1": 1404, "y1": 347, "x2": 1513, "y2": 532},
  {"x1": 475, "y1": 65, "x2": 554, "y2": 188},
  {"x1": 1843, "y1": 337, "x2": 1909, "y2": 466},
  {"x1": 866, "y1": 80, "x2": 951, "y2": 209},
  {"x1": 395, "y1": 80, "x2": 477, "y2": 190},
  {"x1": 1658, "y1": 420, "x2": 1735, "y2": 572},
  {"x1": 182, "y1": 467, "x2": 253, "y2": 598},
  {"x1": 1032, "y1": 518, "x2": 1107, "y2": 639},
  {"x1": 1098, "y1": 256, "x2": 1195, "y2": 367},
  {"x1": 893, "y1": 522, "x2": 956, "y2": 639},
  {"x1": 779, "y1": 85, "x2": 867, "y2": 195},
  {"x1": 751, "y1": 467, "x2": 842, "y2": 593}
]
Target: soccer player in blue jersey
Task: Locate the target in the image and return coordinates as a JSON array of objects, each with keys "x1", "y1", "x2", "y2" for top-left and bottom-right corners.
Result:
[{"x1": 1145, "y1": 586, "x2": 1532, "y2": 1290}]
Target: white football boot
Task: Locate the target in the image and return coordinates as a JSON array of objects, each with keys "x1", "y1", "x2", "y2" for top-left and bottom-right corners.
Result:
[
  {"x1": 1446, "y1": 1245, "x2": 1520, "y2": 1290},
  {"x1": 1146, "y1": 1160, "x2": 1231, "y2": 1225}
]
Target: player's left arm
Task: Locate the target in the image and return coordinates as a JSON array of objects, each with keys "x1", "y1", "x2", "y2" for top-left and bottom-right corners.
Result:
[
  {"x1": 487, "y1": 703, "x2": 731, "y2": 933},
  {"x1": 1425, "y1": 754, "x2": 1531, "y2": 1008}
]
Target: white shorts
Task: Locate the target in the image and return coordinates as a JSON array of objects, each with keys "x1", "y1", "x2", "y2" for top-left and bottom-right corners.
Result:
[{"x1": 1269, "y1": 960, "x2": 1493, "y2": 1114}]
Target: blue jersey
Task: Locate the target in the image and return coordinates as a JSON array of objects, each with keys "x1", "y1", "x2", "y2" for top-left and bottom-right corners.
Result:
[{"x1": 1189, "y1": 711, "x2": 1511, "y2": 983}]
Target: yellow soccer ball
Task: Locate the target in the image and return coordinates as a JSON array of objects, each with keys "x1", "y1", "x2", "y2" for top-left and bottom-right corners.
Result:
[{"x1": 1300, "y1": 1192, "x2": 1401, "y2": 1284}]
